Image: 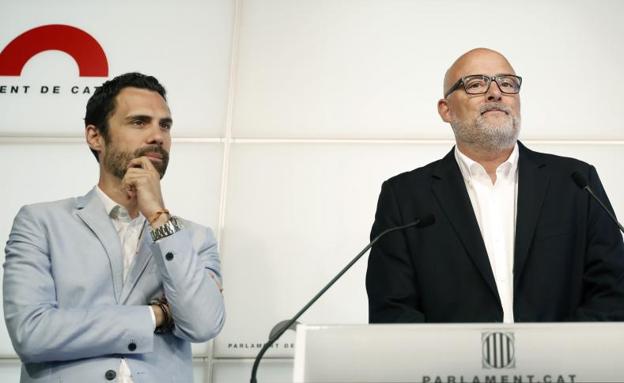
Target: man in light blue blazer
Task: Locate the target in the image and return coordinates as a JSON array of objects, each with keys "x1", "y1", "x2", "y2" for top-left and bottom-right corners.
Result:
[{"x1": 3, "y1": 73, "x2": 225, "y2": 382}]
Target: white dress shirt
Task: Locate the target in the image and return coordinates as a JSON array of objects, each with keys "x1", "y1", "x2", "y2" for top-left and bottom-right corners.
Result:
[
  {"x1": 95, "y1": 186, "x2": 155, "y2": 383},
  {"x1": 454, "y1": 145, "x2": 519, "y2": 323}
]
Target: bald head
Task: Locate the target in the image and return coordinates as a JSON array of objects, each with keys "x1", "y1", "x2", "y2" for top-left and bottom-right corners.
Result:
[{"x1": 443, "y1": 48, "x2": 516, "y2": 96}]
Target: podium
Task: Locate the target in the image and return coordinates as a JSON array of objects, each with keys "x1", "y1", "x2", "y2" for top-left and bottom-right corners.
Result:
[{"x1": 293, "y1": 323, "x2": 624, "y2": 383}]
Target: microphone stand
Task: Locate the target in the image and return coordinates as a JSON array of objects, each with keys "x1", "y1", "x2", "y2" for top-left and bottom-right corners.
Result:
[
  {"x1": 572, "y1": 171, "x2": 624, "y2": 234},
  {"x1": 249, "y1": 219, "x2": 428, "y2": 383}
]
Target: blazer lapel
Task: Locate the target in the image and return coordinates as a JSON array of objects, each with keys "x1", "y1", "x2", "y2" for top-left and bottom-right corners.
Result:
[
  {"x1": 514, "y1": 143, "x2": 550, "y2": 283},
  {"x1": 120, "y1": 224, "x2": 153, "y2": 304},
  {"x1": 431, "y1": 149, "x2": 499, "y2": 300},
  {"x1": 75, "y1": 189, "x2": 123, "y2": 303}
]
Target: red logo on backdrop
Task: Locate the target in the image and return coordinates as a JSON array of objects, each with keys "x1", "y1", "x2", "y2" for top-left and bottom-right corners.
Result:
[{"x1": 0, "y1": 24, "x2": 108, "y2": 77}]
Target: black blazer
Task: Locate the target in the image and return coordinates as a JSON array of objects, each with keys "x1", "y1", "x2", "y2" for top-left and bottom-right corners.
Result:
[{"x1": 366, "y1": 142, "x2": 624, "y2": 323}]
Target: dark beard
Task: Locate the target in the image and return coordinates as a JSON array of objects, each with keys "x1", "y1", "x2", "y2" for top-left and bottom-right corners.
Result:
[{"x1": 103, "y1": 144, "x2": 169, "y2": 179}]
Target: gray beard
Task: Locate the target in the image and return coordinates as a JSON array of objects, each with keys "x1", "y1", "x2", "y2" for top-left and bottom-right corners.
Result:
[{"x1": 451, "y1": 113, "x2": 521, "y2": 152}]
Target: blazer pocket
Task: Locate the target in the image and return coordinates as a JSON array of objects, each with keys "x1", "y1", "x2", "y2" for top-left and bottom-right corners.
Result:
[
  {"x1": 23, "y1": 362, "x2": 52, "y2": 380},
  {"x1": 533, "y1": 224, "x2": 575, "y2": 241}
]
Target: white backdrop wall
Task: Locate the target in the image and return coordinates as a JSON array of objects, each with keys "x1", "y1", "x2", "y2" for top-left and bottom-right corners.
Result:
[{"x1": 1, "y1": 0, "x2": 623, "y2": 381}]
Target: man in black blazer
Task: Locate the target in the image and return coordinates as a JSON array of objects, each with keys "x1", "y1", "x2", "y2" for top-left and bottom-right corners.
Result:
[{"x1": 366, "y1": 48, "x2": 624, "y2": 323}]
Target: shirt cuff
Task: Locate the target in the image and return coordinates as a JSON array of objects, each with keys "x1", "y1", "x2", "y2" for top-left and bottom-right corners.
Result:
[{"x1": 149, "y1": 305, "x2": 156, "y2": 330}]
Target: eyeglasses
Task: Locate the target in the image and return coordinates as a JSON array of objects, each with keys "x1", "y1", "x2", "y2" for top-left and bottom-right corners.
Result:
[{"x1": 444, "y1": 74, "x2": 522, "y2": 98}]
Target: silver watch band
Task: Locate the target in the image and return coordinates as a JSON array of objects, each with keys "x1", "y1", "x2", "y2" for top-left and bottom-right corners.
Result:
[{"x1": 150, "y1": 216, "x2": 183, "y2": 241}]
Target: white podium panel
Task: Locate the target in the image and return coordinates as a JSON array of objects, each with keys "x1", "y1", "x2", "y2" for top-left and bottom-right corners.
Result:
[{"x1": 294, "y1": 323, "x2": 624, "y2": 383}]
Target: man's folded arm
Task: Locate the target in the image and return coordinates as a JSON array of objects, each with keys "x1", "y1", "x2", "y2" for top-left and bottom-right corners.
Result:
[{"x1": 151, "y1": 223, "x2": 225, "y2": 342}]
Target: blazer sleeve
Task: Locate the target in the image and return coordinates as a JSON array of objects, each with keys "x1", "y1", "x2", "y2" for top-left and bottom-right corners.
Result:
[
  {"x1": 150, "y1": 222, "x2": 225, "y2": 342},
  {"x1": 570, "y1": 166, "x2": 624, "y2": 320},
  {"x1": 3, "y1": 206, "x2": 155, "y2": 363},
  {"x1": 366, "y1": 179, "x2": 426, "y2": 323}
]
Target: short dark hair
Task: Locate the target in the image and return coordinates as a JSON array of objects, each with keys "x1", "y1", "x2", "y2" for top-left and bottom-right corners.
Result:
[{"x1": 84, "y1": 72, "x2": 167, "y2": 161}]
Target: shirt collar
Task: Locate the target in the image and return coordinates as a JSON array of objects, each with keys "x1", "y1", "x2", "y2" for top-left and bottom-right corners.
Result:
[
  {"x1": 454, "y1": 143, "x2": 519, "y2": 181},
  {"x1": 94, "y1": 186, "x2": 138, "y2": 223}
]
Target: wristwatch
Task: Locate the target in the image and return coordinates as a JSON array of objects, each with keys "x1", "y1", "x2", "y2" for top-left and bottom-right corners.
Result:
[{"x1": 150, "y1": 216, "x2": 184, "y2": 241}]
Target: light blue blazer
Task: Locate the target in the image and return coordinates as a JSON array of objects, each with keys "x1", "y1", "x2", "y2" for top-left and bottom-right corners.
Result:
[{"x1": 3, "y1": 189, "x2": 225, "y2": 382}]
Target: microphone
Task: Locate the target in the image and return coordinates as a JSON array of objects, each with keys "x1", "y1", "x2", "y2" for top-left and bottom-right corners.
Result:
[
  {"x1": 571, "y1": 171, "x2": 624, "y2": 233},
  {"x1": 249, "y1": 214, "x2": 435, "y2": 383}
]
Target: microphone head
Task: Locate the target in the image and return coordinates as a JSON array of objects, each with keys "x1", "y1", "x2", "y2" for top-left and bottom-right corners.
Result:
[
  {"x1": 417, "y1": 214, "x2": 435, "y2": 227},
  {"x1": 572, "y1": 171, "x2": 589, "y2": 189}
]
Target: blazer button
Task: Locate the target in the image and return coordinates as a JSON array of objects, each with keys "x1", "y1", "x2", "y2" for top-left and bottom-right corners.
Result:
[
  {"x1": 105, "y1": 369, "x2": 116, "y2": 380},
  {"x1": 165, "y1": 252, "x2": 174, "y2": 261},
  {"x1": 128, "y1": 342, "x2": 137, "y2": 351}
]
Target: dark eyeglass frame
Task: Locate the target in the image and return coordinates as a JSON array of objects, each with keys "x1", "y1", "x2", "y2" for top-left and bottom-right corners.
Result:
[{"x1": 444, "y1": 74, "x2": 522, "y2": 98}]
